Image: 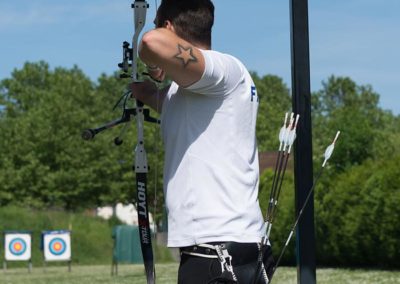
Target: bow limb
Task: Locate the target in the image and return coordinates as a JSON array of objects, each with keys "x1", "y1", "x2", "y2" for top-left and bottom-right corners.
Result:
[{"x1": 132, "y1": 1, "x2": 156, "y2": 283}]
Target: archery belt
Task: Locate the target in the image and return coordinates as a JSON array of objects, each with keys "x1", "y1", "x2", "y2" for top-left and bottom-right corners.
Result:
[{"x1": 180, "y1": 242, "x2": 270, "y2": 284}]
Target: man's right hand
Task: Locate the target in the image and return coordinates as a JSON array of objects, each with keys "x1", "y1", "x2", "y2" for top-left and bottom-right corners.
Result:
[{"x1": 145, "y1": 66, "x2": 166, "y2": 82}]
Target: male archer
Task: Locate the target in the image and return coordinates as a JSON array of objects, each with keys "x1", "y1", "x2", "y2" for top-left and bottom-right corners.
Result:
[{"x1": 131, "y1": 0, "x2": 274, "y2": 282}]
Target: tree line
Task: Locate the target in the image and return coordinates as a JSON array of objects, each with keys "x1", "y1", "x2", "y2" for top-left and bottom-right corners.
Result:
[{"x1": 0, "y1": 62, "x2": 399, "y2": 267}]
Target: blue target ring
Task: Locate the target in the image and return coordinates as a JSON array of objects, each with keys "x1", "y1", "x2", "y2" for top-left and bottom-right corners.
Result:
[
  {"x1": 9, "y1": 238, "x2": 27, "y2": 256},
  {"x1": 48, "y1": 238, "x2": 66, "y2": 256}
]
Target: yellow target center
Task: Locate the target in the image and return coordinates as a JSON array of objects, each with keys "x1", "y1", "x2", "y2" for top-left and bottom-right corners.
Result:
[
  {"x1": 14, "y1": 243, "x2": 22, "y2": 250},
  {"x1": 54, "y1": 243, "x2": 61, "y2": 250}
]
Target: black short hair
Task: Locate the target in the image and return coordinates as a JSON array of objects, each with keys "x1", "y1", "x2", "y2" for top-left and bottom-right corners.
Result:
[{"x1": 156, "y1": 0, "x2": 214, "y2": 47}]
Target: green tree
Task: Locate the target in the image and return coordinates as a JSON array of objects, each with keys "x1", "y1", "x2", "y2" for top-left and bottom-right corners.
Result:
[
  {"x1": 312, "y1": 76, "x2": 384, "y2": 170},
  {"x1": 0, "y1": 62, "x2": 163, "y2": 213},
  {"x1": 316, "y1": 156, "x2": 400, "y2": 268},
  {"x1": 371, "y1": 111, "x2": 400, "y2": 159},
  {"x1": 253, "y1": 73, "x2": 291, "y2": 152}
]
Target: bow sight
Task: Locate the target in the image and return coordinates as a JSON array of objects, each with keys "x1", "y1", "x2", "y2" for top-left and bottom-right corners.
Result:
[
  {"x1": 81, "y1": 0, "x2": 158, "y2": 145},
  {"x1": 118, "y1": 41, "x2": 133, "y2": 79}
]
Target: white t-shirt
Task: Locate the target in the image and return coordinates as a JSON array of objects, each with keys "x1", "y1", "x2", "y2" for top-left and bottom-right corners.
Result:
[{"x1": 160, "y1": 49, "x2": 265, "y2": 247}]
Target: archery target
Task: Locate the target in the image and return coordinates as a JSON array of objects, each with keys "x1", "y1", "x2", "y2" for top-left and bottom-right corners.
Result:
[
  {"x1": 49, "y1": 238, "x2": 67, "y2": 255},
  {"x1": 44, "y1": 232, "x2": 71, "y2": 261},
  {"x1": 5, "y1": 233, "x2": 31, "y2": 261}
]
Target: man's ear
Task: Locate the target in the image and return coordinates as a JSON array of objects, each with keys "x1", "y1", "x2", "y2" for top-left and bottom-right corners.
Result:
[{"x1": 164, "y1": 20, "x2": 176, "y2": 32}]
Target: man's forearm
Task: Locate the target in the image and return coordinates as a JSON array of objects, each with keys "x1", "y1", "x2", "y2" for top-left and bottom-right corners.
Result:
[{"x1": 132, "y1": 82, "x2": 169, "y2": 114}]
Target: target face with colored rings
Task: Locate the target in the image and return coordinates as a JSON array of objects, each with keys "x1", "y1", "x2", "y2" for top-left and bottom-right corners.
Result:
[
  {"x1": 9, "y1": 238, "x2": 27, "y2": 256},
  {"x1": 49, "y1": 238, "x2": 67, "y2": 256}
]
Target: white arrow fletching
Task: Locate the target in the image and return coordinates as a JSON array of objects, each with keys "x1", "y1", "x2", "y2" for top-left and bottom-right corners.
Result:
[
  {"x1": 288, "y1": 131, "x2": 297, "y2": 146},
  {"x1": 322, "y1": 131, "x2": 340, "y2": 167},
  {"x1": 293, "y1": 114, "x2": 300, "y2": 128},
  {"x1": 279, "y1": 113, "x2": 289, "y2": 145},
  {"x1": 324, "y1": 144, "x2": 334, "y2": 163},
  {"x1": 278, "y1": 114, "x2": 289, "y2": 151},
  {"x1": 283, "y1": 114, "x2": 294, "y2": 150},
  {"x1": 279, "y1": 126, "x2": 286, "y2": 143},
  {"x1": 279, "y1": 126, "x2": 286, "y2": 144},
  {"x1": 287, "y1": 132, "x2": 297, "y2": 153},
  {"x1": 287, "y1": 114, "x2": 300, "y2": 153}
]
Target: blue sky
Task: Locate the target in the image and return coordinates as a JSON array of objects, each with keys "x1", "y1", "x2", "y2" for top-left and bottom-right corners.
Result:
[{"x1": 1, "y1": 0, "x2": 399, "y2": 114}]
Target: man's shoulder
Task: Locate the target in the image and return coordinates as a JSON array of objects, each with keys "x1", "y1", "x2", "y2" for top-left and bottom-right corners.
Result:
[
  {"x1": 202, "y1": 49, "x2": 248, "y2": 76},
  {"x1": 203, "y1": 49, "x2": 242, "y2": 63}
]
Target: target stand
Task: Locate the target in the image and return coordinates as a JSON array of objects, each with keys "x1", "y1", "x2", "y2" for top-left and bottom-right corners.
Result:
[
  {"x1": 41, "y1": 230, "x2": 72, "y2": 272},
  {"x1": 3, "y1": 231, "x2": 32, "y2": 273}
]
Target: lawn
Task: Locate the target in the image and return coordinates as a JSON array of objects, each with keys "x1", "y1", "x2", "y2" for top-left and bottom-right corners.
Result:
[{"x1": 1, "y1": 263, "x2": 399, "y2": 284}]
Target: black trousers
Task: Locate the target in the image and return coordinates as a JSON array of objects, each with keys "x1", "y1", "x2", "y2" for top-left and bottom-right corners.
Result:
[{"x1": 178, "y1": 243, "x2": 274, "y2": 284}]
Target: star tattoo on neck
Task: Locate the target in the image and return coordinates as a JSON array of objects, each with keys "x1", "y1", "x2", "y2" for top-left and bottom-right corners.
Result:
[{"x1": 174, "y1": 44, "x2": 198, "y2": 68}]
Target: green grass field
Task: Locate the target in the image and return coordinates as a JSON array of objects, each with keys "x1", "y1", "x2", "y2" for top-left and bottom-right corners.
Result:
[{"x1": 1, "y1": 263, "x2": 400, "y2": 284}]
